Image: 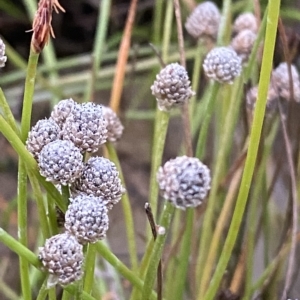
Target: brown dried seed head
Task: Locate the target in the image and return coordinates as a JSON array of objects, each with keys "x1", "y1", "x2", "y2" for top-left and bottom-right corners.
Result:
[{"x1": 31, "y1": 0, "x2": 65, "y2": 53}]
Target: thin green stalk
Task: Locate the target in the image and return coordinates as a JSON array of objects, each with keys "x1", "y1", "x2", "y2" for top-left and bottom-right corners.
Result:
[
  {"x1": 36, "y1": 280, "x2": 48, "y2": 300},
  {"x1": 95, "y1": 241, "x2": 158, "y2": 300},
  {"x1": 106, "y1": 142, "x2": 138, "y2": 271},
  {"x1": 195, "y1": 81, "x2": 220, "y2": 159},
  {"x1": 202, "y1": 1, "x2": 281, "y2": 298},
  {"x1": 216, "y1": 0, "x2": 232, "y2": 46},
  {"x1": 244, "y1": 119, "x2": 279, "y2": 298},
  {"x1": 18, "y1": 161, "x2": 31, "y2": 300},
  {"x1": 20, "y1": 49, "x2": 39, "y2": 142},
  {"x1": 148, "y1": 110, "x2": 170, "y2": 218},
  {"x1": 0, "y1": 228, "x2": 41, "y2": 268},
  {"x1": 190, "y1": 41, "x2": 205, "y2": 127},
  {"x1": 0, "y1": 88, "x2": 20, "y2": 134},
  {"x1": 61, "y1": 290, "x2": 71, "y2": 300},
  {"x1": 83, "y1": 243, "x2": 97, "y2": 294},
  {"x1": 152, "y1": 0, "x2": 164, "y2": 44},
  {"x1": 196, "y1": 80, "x2": 239, "y2": 297},
  {"x1": 142, "y1": 202, "x2": 175, "y2": 300},
  {"x1": 84, "y1": 0, "x2": 111, "y2": 102},
  {"x1": 173, "y1": 208, "x2": 194, "y2": 300},
  {"x1": 28, "y1": 173, "x2": 50, "y2": 239},
  {"x1": 48, "y1": 287, "x2": 56, "y2": 300},
  {"x1": 47, "y1": 195, "x2": 59, "y2": 236}
]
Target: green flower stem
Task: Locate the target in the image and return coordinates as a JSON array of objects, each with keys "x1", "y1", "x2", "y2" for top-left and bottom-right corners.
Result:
[
  {"x1": 83, "y1": 243, "x2": 97, "y2": 294},
  {"x1": 84, "y1": 0, "x2": 111, "y2": 102},
  {"x1": 106, "y1": 142, "x2": 138, "y2": 271},
  {"x1": 36, "y1": 280, "x2": 48, "y2": 300},
  {"x1": 196, "y1": 80, "x2": 237, "y2": 297},
  {"x1": 190, "y1": 41, "x2": 205, "y2": 127},
  {"x1": 244, "y1": 119, "x2": 279, "y2": 298},
  {"x1": 48, "y1": 287, "x2": 56, "y2": 300},
  {"x1": 148, "y1": 110, "x2": 170, "y2": 218},
  {"x1": 0, "y1": 228, "x2": 41, "y2": 268},
  {"x1": 28, "y1": 173, "x2": 50, "y2": 239},
  {"x1": 17, "y1": 161, "x2": 32, "y2": 300},
  {"x1": 47, "y1": 195, "x2": 59, "y2": 236},
  {"x1": 61, "y1": 185, "x2": 70, "y2": 202},
  {"x1": 195, "y1": 81, "x2": 220, "y2": 159},
  {"x1": 202, "y1": 1, "x2": 281, "y2": 299},
  {"x1": 95, "y1": 241, "x2": 157, "y2": 300},
  {"x1": 216, "y1": 0, "x2": 232, "y2": 46},
  {"x1": 0, "y1": 88, "x2": 20, "y2": 134},
  {"x1": 142, "y1": 201, "x2": 175, "y2": 300},
  {"x1": 20, "y1": 49, "x2": 39, "y2": 142},
  {"x1": 173, "y1": 208, "x2": 194, "y2": 300},
  {"x1": 152, "y1": 0, "x2": 164, "y2": 44}
]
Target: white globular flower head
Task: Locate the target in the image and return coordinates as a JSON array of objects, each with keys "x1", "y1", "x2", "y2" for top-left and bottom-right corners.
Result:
[
  {"x1": 38, "y1": 140, "x2": 84, "y2": 185},
  {"x1": 233, "y1": 12, "x2": 258, "y2": 34},
  {"x1": 26, "y1": 118, "x2": 61, "y2": 160},
  {"x1": 157, "y1": 156, "x2": 211, "y2": 210},
  {"x1": 246, "y1": 85, "x2": 279, "y2": 116},
  {"x1": 38, "y1": 232, "x2": 83, "y2": 287},
  {"x1": 230, "y1": 29, "x2": 257, "y2": 63},
  {"x1": 65, "y1": 194, "x2": 109, "y2": 244},
  {"x1": 51, "y1": 98, "x2": 77, "y2": 128},
  {"x1": 185, "y1": 1, "x2": 221, "y2": 40},
  {"x1": 151, "y1": 63, "x2": 195, "y2": 111},
  {"x1": 102, "y1": 106, "x2": 124, "y2": 142},
  {"x1": 0, "y1": 37, "x2": 7, "y2": 68},
  {"x1": 61, "y1": 102, "x2": 108, "y2": 153},
  {"x1": 271, "y1": 62, "x2": 300, "y2": 102},
  {"x1": 72, "y1": 156, "x2": 124, "y2": 209},
  {"x1": 203, "y1": 47, "x2": 242, "y2": 84}
]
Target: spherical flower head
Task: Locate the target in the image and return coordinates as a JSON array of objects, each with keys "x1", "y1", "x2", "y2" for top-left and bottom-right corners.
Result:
[
  {"x1": 230, "y1": 29, "x2": 257, "y2": 63},
  {"x1": 102, "y1": 106, "x2": 124, "y2": 142},
  {"x1": 233, "y1": 12, "x2": 258, "y2": 34},
  {"x1": 271, "y1": 62, "x2": 300, "y2": 102},
  {"x1": 185, "y1": 1, "x2": 221, "y2": 40},
  {"x1": 157, "y1": 156, "x2": 211, "y2": 210},
  {"x1": 246, "y1": 85, "x2": 279, "y2": 116},
  {"x1": 0, "y1": 37, "x2": 7, "y2": 68},
  {"x1": 38, "y1": 232, "x2": 83, "y2": 287},
  {"x1": 38, "y1": 140, "x2": 84, "y2": 185},
  {"x1": 65, "y1": 194, "x2": 109, "y2": 244},
  {"x1": 26, "y1": 118, "x2": 61, "y2": 160},
  {"x1": 72, "y1": 156, "x2": 124, "y2": 209},
  {"x1": 151, "y1": 63, "x2": 195, "y2": 111},
  {"x1": 51, "y1": 98, "x2": 77, "y2": 128},
  {"x1": 61, "y1": 102, "x2": 108, "y2": 153},
  {"x1": 203, "y1": 47, "x2": 242, "y2": 84}
]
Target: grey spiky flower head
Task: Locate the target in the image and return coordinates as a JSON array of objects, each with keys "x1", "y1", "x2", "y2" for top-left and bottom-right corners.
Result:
[
  {"x1": 26, "y1": 118, "x2": 61, "y2": 160},
  {"x1": 65, "y1": 194, "x2": 109, "y2": 244},
  {"x1": 38, "y1": 232, "x2": 83, "y2": 287},
  {"x1": 157, "y1": 156, "x2": 211, "y2": 210},
  {"x1": 230, "y1": 29, "x2": 257, "y2": 63},
  {"x1": 151, "y1": 63, "x2": 195, "y2": 111},
  {"x1": 38, "y1": 140, "x2": 84, "y2": 185},
  {"x1": 271, "y1": 62, "x2": 300, "y2": 102},
  {"x1": 185, "y1": 1, "x2": 221, "y2": 40},
  {"x1": 72, "y1": 156, "x2": 124, "y2": 209},
  {"x1": 246, "y1": 85, "x2": 279, "y2": 116},
  {"x1": 0, "y1": 38, "x2": 7, "y2": 68},
  {"x1": 62, "y1": 102, "x2": 108, "y2": 153},
  {"x1": 102, "y1": 106, "x2": 124, "y2": 142},
  {"x1": 51, "y1": 98, "x2": 77, "y2": 128},
  {"x1": 233, "y1": 12, "x2": 258, "y2": 34},
  {"x1": 203, "y1": 47, "x2": 242, "y2": 84}
]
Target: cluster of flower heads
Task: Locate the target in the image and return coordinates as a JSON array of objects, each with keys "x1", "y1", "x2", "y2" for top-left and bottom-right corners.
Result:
[
  {"x1": 185, "y1": 2, "x2": 259, "y2": 84},
  {"x1": 247, "y1": 62, "x2": 300, "y2": 116},
  {"x1": 29, "y1": 99, "x2": 125, "y2": 286},
  {"x1": 157, "y1": 156, "x2": 211, "y2": 210}
]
